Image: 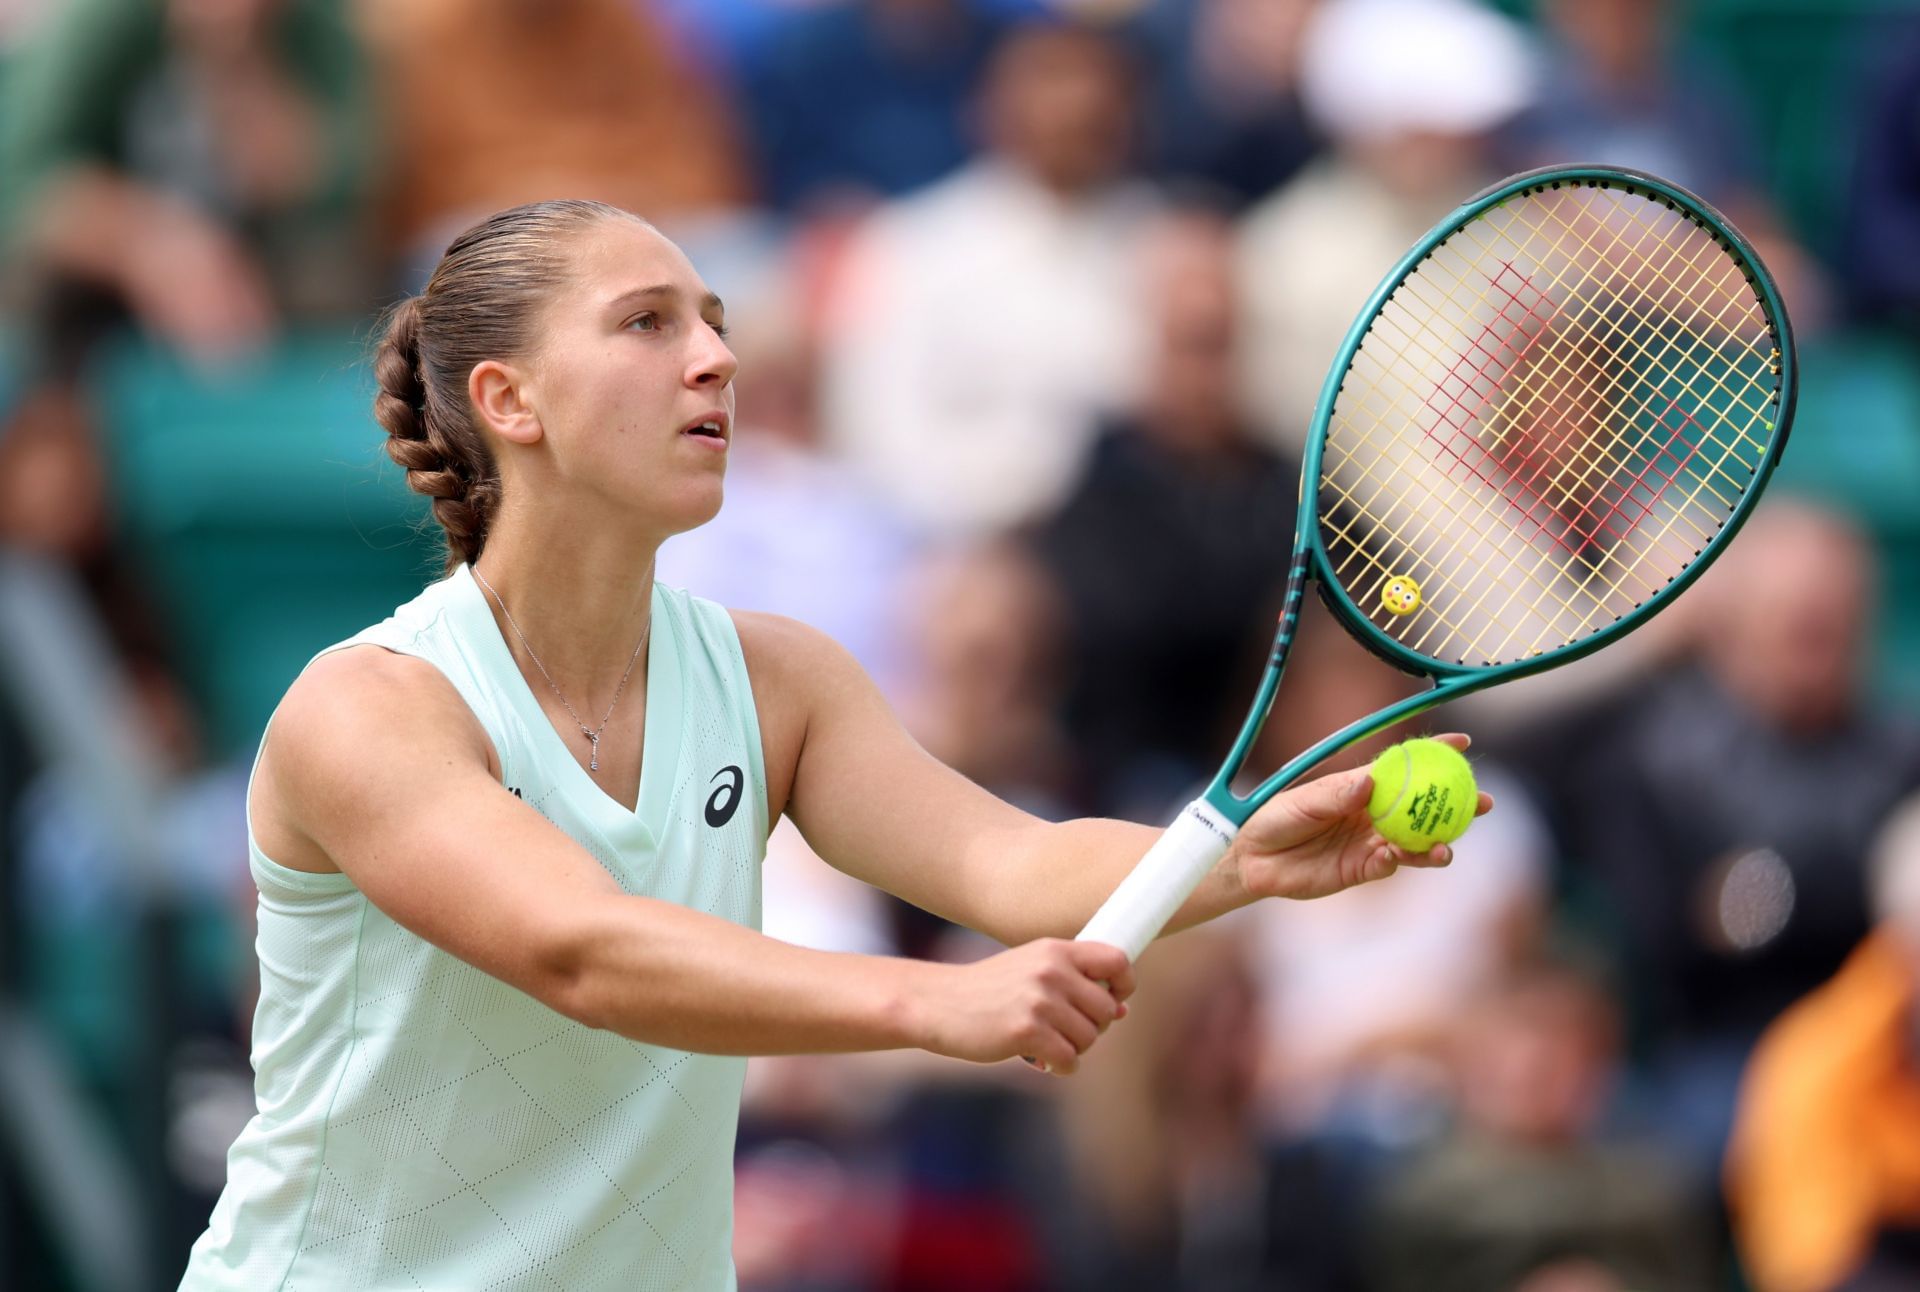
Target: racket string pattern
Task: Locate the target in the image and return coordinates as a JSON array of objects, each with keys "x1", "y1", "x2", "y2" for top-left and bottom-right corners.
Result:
[{"x1": 1317, "y1": 180, "x2": 1784, "y2": 669}]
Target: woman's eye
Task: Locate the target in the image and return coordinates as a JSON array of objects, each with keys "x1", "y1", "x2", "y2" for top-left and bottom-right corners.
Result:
[{"x1": 627, "y1": 313, "x2": 659, "y2": 333}]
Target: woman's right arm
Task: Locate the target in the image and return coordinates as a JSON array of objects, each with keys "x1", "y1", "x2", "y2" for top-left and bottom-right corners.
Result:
[{"x1": 265, "y1": 647, "x2": 1130, "y2": 1073}]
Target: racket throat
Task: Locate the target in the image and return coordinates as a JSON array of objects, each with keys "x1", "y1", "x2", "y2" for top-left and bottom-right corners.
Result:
[{"x1": 1076, "y1": 799, "x2": 1239, "y2": 961}]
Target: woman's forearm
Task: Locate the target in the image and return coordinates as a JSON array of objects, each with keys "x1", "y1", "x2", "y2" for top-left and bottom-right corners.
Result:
[
  {"x1": 560, "y1": 892, "x2": 940, "y2": 1054},
  {"x1": 969, "y1": 817, "x2": 1253, "y2": 947}
]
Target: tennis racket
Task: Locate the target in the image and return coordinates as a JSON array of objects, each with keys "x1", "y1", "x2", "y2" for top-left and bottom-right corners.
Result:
[{"x1": 1079, "y1": 163, "x2": 1796, "y2": 962}]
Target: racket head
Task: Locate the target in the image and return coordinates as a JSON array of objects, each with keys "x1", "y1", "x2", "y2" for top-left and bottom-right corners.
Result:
[{"x1": 1301, "y1": 164, "x2": 1794, "y2": 684}]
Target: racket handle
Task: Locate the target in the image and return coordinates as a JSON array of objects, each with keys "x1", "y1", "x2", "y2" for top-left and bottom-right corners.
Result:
[{"x1": 1077, "y1": 799, "x2": 1238, "y2": 961}]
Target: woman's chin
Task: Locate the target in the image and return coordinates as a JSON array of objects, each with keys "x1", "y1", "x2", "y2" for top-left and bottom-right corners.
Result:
[{"x1": 658, "y1": 478, "x2": 726, "y2": 535}]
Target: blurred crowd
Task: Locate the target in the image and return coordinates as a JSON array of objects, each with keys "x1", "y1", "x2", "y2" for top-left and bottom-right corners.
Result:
[{"x1": 4, "y1": 0, "x2": 1920, "y2": 1290}]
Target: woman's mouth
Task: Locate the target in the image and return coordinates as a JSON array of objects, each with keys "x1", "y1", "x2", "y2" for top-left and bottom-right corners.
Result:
[{"x1": 681, "y1": 412, "x2": 730, "y2": 449}]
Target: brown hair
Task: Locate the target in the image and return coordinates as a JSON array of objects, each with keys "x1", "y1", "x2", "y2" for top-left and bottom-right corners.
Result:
[{"x1": 373, "y1": 199, "x2": 645, "y2": 574}]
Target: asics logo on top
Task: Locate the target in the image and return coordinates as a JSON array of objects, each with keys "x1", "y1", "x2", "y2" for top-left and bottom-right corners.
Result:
[{"x1": 705, "y1": 765, "x2": 744, "y2": 828}]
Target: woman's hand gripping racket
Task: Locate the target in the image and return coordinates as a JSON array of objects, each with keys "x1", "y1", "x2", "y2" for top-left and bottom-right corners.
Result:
[{"x1": 1080, "y1": 164, "x2": 1797, "y2": 963}]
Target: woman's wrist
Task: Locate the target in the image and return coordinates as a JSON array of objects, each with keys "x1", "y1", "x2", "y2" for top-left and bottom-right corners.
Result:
[{"x1": 868, "y1": 955, "x2": 946, "y2": 1055}]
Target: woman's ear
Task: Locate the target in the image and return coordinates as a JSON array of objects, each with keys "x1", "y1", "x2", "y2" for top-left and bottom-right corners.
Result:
[{"x1": 469, "y1": 359, "x2": 543, "y2": 447}]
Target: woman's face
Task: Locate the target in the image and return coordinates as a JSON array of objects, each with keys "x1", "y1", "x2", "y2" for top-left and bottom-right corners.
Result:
[{"x1": 519, "y1": 219, "x2": 738, "y2": 537}]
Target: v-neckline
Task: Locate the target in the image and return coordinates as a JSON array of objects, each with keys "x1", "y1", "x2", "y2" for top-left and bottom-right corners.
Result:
[{"x1": 448, "y1": 563, "x2": 681, "y2": 849}]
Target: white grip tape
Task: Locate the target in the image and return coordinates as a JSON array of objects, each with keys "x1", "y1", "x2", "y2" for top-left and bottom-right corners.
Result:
[{"x1": 1076, "y1": 799, "x2": 1238, "y2": 961}]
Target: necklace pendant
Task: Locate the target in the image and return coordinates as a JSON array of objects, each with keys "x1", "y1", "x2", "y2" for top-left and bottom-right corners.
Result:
[{"x1": 587, "y1": 731, "x2": 601, "y2": 772}]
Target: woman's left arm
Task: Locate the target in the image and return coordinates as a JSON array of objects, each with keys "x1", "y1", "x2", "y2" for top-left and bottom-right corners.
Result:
[{"x1": 739, "y1": 612, "x2": 1483, "y2": 948}]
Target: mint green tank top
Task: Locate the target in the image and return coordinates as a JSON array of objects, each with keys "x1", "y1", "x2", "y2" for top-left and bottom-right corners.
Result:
[{"x1": 180, "y1": 565, "x2": 768, "y2": 1291}]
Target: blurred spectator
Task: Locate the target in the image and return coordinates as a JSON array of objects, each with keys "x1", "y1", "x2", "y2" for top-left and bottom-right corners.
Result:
[
  {"x1": 0, "y1": 0, "x2": 376, "y2": 365},
  {"x1": 358, "y1": 0, "x2": 751, "y2": 286},
  {"x1": 1507, "y1": 0, "x2": 1759, "y2": 205},
  {"x1": 1726, "y1": 792, "x2": 1920, "y2": 1292},
  {"x1": 656, "y1": 260, "x2": 918, "y2": 701},
  {"x1": 898, "y1": 539, "x2": 1077, "y2": 821},
  {"x1": 731, "y1": 542, "x2": 1079, "y2": 1292},
  {"x1": 1246, "y1": 602, "x2": 1551, "y2": 1141},
  {"x1": 1372, "y1": 956, "x2": 1717, "y2": 1292},
  {"x1": 1512, "y1": 499, "x2": 1920, "y2": 1172},
  {"x1": 0, "y1": 0, "x2": 54, "y2": 56},
  {"x1": 0, "y1": 380, "x2": 110, "y2": 560},
  {"x1": 650, "y1": 0, "x2": 800, "y2": 68},
  {"x1": 655, "y1": 0, "x2": 1048, "y2": 67},
  {"x1": 17, "y1": 651, "x2": 250, "y2": 1071},
  {"x1": 1236, "y1": 0, "x2": 1535, "y2": 454},
  {"x1": 1046, "y1": 927, "x2": 1361, "y2": 1291},
  {"x1": 1032, "y1": 202, "x2": 1296, "y2": 819},
  {"x1": 733, "y1": 1132, "x2": 894, "y2": 1292},
  {"x1": 1503, "y1": 0, "x2": 1826, "y2": 329},
  {"x1": 1146, "y1": 0, "x2": 1323, "y2": 208},
  {"x1": 888, "y1": 539, "x2": 1079, "y2": 965},
  {"x1": 1844, "y1": 20, "x2": 1920, "y2": 331},
  {"x1": 0, "y1": 0, "x2": 373, "y2": 578},
  {"x1": 820, "y1": 18, "x2": 1159, "y2": 539},
  {"x1": 740, "y1": 0, "x2": 1006, "y2": 215},
  {"x1": 13, "y1": 644, "x2": 255, "y2": 1236}
]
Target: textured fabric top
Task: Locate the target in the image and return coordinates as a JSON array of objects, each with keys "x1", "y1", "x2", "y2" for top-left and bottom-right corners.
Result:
[{"x1": 181, "y1": 565, "x2": 768, "y2": 1291}]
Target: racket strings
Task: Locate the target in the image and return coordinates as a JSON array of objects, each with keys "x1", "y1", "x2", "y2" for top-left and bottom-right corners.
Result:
[
  {"x1": 1352, "y1": 254, "x2": 1700, "y2": 598},
  {"x1": 1318, "y1": 181, "x2": 1781, "y2": 667},
  {"x1": 1328, "y1": 216, "x2": 1713, "y2": 618},
  {"x1": 1362, "y1": 200, "x2": 1750, "y2": 573},
  {"x1": 1336, "y1": 209, "x2": 1766, "y2": 656},
  {"x1": 1398, "y1": 209, "x2": 1762, "y2": 650},
  {"x1": 1484, "y1": 196, "x2": 1773, "y2": 491},
  {"x1": 1455, "y1": 199, "x2": 1773, "y2": 584},
  {"x1": 1451, "y1": 203, "x2": 1775, "y2": 656},
  {"x1": 1320, "y1": 280, "x2": 1728, "y2": 648},
  {"x1": 1321, "y1": 244, "x2": 1703, "y2": 650},
  {"x1": 1463, "y1": 223, "x2": 1742, "y2": 518},
  {"x1": 1325, "y1": 292, "x2": 1736, "y2": 668}
]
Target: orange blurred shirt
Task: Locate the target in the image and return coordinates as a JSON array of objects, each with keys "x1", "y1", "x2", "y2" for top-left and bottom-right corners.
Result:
[
  {"x1": 358, "y1": 0, "x2": 750, "y2": 257},
  {"x1": 1727, "y1": 930, "x2": 1920, "y2": 1292}
]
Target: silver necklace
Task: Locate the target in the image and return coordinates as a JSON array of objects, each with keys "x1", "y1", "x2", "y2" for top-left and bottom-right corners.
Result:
[{"x1": 473, "y1": 566, "x2": 649, "y2": 773}]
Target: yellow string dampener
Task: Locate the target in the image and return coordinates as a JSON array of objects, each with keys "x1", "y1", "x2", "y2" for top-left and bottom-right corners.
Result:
[{"x1": 1381, "y1": 575, "x2": 1423, "y2": 616}]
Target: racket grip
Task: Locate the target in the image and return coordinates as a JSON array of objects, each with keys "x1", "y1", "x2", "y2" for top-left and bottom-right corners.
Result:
[{"x1": 1076, "y1": 799, "x2": 1238, "y2": 961}]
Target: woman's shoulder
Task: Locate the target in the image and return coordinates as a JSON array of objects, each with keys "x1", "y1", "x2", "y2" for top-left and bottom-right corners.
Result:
[
  {"x1": 724, "y1": 607, "x2": 851, "y2": 683},
  {"x1": 721, "y1": 609, "x2": 866, "y2": 807},
  {"x1": 253, "y1": 645, "x2": 496, "y2": 872},
  {"x1": 647, "y1": 579, "x2": 840, "y2": 674},
  {"x1": 274, "y1": 645, "x2": 495, "y2": 778}
]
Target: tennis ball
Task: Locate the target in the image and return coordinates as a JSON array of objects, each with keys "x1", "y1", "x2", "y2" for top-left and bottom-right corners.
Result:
[{"x1": 1367, "y1": 738, "x2": 1476, "y2": 851}]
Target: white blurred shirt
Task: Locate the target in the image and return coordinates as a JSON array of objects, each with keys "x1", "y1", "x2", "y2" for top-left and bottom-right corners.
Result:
[
  {"x1": 1237, "y1": 159, "x2": 1470, "y2": 455},
  {"x1": 657, "y1": 433, "x2": 917, "y2": 703},
  {"x1": 821, "y1": 160, "x2": 1158, "y2": 539},
  {"x1": 1247, "y1": 765, "x2": 1549, "y2": 1128}
]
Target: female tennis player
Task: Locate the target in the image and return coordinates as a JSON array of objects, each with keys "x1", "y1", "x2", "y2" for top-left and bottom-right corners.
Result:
[{"x1": 180, "y1": 199, "x2": 1483, "y2": 1291}]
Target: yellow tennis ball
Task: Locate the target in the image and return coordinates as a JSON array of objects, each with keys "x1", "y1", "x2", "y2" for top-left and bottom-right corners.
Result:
[{"x1": 1367, "y1": 738, "x2": 1477, "y2": 851}]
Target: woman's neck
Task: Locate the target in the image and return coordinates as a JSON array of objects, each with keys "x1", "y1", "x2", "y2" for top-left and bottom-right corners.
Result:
[{"x1": 469, "y1": 507, "x2": 662, "y2": 705}]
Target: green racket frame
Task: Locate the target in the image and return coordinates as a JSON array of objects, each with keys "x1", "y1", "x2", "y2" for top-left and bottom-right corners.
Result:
[{"x1": 1204, "y1": 163, "x2": 1798, "y2": 830}]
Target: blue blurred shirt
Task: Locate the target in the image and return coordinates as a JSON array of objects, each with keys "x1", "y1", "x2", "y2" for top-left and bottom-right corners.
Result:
[
  {"x1": 729, "y1": 1, "x2": 1009, "y2": 212},
  {"x1": 1503, "y1": 45, "x2": 1764, "y2": 206}
]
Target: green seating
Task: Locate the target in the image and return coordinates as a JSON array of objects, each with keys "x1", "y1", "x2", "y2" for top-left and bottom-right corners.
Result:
[
  {"x1": 1486, "y1": 0, "x2": 1909, "y2": 264},
  {"x1": 1774, "y1": 333, "x2": 1920, "y2": 526},
  {"x1": 92, "y1": 330, "x2": 438, "y2": 758},
  {"x1": 1769, "y1": 331, "x2": 1920, "y2": 708},
  {"x1": 1691, "y1": 0, "x2": 1920, "y2": 260}
]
